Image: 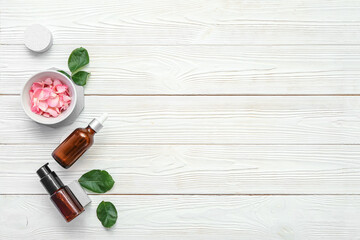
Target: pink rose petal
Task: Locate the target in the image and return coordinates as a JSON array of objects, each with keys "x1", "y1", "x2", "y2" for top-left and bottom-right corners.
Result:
[
  {"x1": 32, "y1": 88, "x2": 41, "y2": 99},
  {"x1": 38, "y1": 101, "x2": 48, "y2": 111},
  {"x1": 57, "y1": 99, "x2": 64, "y2": 108},
  {"x1": 61, "y1": 102, "x2": 70, "y2": 111},
  {"x1": 31, "y1": 104, "x2": 38, "y2": 113},
  {"x1": 30, "y1": 78, "x2": 71, "y2": 118},
  {"x1": 53, "y1": 79, "x2": 62, "y2": 86},
  {"x1": 50, "y1": 88, "x2": 57, "y2": 98},
  {"x1": 38, "y1": 88, "x2": 51, "y2": 100},
  {"x1": 47, "y1": 96, "x2": 59, "y2": 108},
  {"x1": 43, "y1": 78, "x2": 52, "y2": 85},
  {"x1": 46, "y1": 108, "x2": 59, "y2": 117},
  {"x1": 55, "y1": 85, "x2": 67, "y2": 94},
  {"x1": 62, "y1": 95, "x2": 71, "y2": 102},
  {"x1": 31, "y1": 82, "x2": 43, "y2": 91}
]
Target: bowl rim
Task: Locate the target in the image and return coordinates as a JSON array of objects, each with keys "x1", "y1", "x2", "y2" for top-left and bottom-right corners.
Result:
[{"x1": 21, "y1": 70, "x2": 78, "y2": 125}]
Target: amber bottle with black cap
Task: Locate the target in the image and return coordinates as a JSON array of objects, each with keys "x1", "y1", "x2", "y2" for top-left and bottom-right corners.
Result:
[{"x1": 37, "y1": 163, "x2": 84, "y2": 222}]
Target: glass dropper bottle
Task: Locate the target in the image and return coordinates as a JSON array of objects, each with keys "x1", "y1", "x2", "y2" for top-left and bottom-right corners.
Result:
[{"x1": 52, "y1": 113, "x2": 108, "y2": 168}]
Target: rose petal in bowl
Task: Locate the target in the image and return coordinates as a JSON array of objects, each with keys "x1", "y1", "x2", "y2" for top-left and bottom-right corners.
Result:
[
  {"x1": 47, "y1": 95, "x2": 59, "y2": 108},
  {"x1": 29, "y1": 78, "x2": 72, "y2": 118},
  {"x1": 55, "y1": 85, "x2": 67, "y2": 94},
  {"x1": 46, "y1": 108, "x2": 59, "y2": 117},
  {"x1": 38, "y1": 101, "x2": 48, "y2": 111},
  {"x1": 31, "y1": 82, "x2": 43, "y2": 92},
  {"x1": 53, "y1": 79, "x2": 62, "y2": 86},
  {"x1": 44, "y1": 78, "x2": 52, "y2": 85},
  {"x1": 62, "y1": 95, "x2": 71, "y2": 102},
  {"x1": 38, "y1": 88, "x2": 51, "y2": 100}
]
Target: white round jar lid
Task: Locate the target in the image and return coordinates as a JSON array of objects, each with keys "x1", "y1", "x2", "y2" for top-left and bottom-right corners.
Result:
[{"x1": 24, "y1": 24, "x2": 53, "y2": 53}]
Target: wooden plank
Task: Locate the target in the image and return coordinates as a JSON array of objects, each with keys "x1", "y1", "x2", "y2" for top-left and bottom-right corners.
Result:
[
  {"x1": 1, "y1": 144, "x2": 360, "y2": 194},
  {"x1": 1, "y1": 195, "x2": 360, "y2": 239},
  {"x1": 2, "y1": 0, "x2": 360, "y2": 45},
  {"x1": 1, "y1": 96, "x2": 360, "y2": 144},
  {"x1": 2, "y1": 45, "x2": 360, "y2": 95}
]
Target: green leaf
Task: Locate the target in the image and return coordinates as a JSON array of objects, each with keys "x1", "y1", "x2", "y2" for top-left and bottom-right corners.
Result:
[
  {"x1": 97, "y1": 201, "x2": 118, "y2": 228},
  {"x1": 72, "y1": 71, "x2": 90, "y2": 86},
  {"x1": 57, "y1": 70, "x2": 71, "y2": 79},
  {"x1": 68, "y1": 47, "x2": 89, "y2": 74},
  {"x1": 78, "y1": 170, "x2": 115, "y2": 193}
]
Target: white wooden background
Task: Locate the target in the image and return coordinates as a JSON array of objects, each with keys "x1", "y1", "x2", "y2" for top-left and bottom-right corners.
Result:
[{"x1": 1, "y1": 0, "x2": 360, "y2": 239}]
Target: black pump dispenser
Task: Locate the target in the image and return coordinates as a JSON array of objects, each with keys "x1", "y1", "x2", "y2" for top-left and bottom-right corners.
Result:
[{"x1": 36, "y1": 163, "x2": 64, "y2": 195}]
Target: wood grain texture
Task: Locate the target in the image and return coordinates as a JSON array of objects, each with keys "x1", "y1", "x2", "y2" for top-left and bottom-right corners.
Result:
[
  {"x1": 2, "y1": 45, "x2": 360, "y2": 94},
  {"x1": 1, "y1": 95, "x2": 360, "y2": 144},
  {"x1": 2, "y1": 0, "x2": 360, "y2": 238},
  {"x1": 2, "y1": 0, "x2": 360, "y2": 45},
  {"x1": 1, "y1": 144, "x2": 360, "y2": 194},
  {"x1": 1, "y1": 195, "x2": 360, "y2": 239}
]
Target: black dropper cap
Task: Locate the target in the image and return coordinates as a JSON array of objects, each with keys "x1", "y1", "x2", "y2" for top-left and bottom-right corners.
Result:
[{"x1": 37, "y1": 163, "x2": 64, "y2": 195}]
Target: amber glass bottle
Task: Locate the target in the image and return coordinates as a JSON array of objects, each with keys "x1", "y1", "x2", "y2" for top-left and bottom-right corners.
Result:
[
  {"x1": 51, "y1": 186, "x2": 84, "y2": 222},
  {"x1": 52, "y1": 113, "x2": 108, "y2": 169},
  {"x1": 37, "y1": 163, "x2": 84, "y2": 222}
]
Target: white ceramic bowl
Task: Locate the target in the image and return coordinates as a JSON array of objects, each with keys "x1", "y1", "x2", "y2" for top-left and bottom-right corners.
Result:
[{"x1": 21, "y1": 70, "x2": 78, "y2": 125}]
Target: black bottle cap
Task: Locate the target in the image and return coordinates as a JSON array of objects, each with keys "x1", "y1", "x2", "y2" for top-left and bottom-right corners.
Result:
[{"x1": 37, "y1": 163, "x2": 65, "y2": 195}]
